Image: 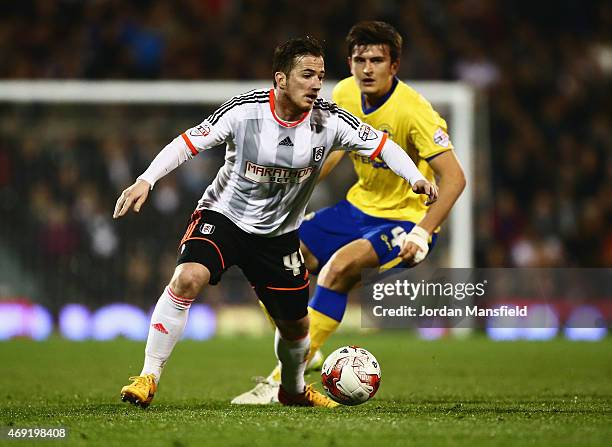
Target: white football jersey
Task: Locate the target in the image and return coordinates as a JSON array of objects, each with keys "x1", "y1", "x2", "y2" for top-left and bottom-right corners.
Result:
[{"x1": 174, "y1": 88, "x2": 390, "y2": 236}]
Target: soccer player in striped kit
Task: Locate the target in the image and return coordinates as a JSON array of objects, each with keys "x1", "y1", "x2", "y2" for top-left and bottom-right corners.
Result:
[
  {"x1": 114, "y1": 36, "x2": 437, "y2": 408},
  {"x1": 233, "y1": 22, "x2": 465, "y2": 405}
]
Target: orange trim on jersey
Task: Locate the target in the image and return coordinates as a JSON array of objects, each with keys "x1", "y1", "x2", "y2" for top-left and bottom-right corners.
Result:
[
  {"x1": 182, "y1": 236, "x2": 226, "y2": 269},
  {"x1": 369, "y1": 132, "x2": 388, "y2": 160},
  {"x1": 269, "y1": 89, "x2": 308, "y2": 128},
  {"x1": 303, "y1": 269, "x2": 309, "y2": 281},
  {"x1": 181, "y1": 132, "x2": 198, "y2": 155},
  {"x1": 266, "y1": 280, "x2": 310, "y2": 291},
  {"x1": 180, "y1": 210, "x2": 202, "y2": 245}
]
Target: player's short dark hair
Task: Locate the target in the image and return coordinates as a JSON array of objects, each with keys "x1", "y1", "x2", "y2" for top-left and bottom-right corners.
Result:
[
  {"x1": 272, "y1": 36, "x2": 325, "y2": 86},
  {"x1": 346, "y1": 21, "x2": 403, "y2": 62}
]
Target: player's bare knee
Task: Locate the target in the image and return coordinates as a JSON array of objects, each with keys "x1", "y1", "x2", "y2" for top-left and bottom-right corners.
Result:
[
  {"x1": 319, "y1": 254, "x2": 360, "y2": 291},
  {"x1": 169, "y1": 264, "x2": 210, "y2": 298},
  {"x1": 275, "y1": 316, "x2": 309, "y2": 340}
]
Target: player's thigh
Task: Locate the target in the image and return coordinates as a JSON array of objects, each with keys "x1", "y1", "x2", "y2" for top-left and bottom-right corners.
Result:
[
  {"x1": 241, "y1": 231, "x2": 310, "y2": 322},
  {"x1": 299, "y1": 201, "x2": 362, "y2": 273},
  {"x1": 176, "y1": 209, "x2": 240, "y2": 287},
  {"x1": 363, "y1": 221, "x2": 438, "y2": 269},
  {"x1": 319, "y1": 238, "x2": 380, "y2": 287}
]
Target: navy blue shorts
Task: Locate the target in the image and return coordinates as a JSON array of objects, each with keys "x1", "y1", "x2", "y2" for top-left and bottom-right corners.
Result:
[{"x1": 299, "y1": 200, "x2": 438, "y2": 273}]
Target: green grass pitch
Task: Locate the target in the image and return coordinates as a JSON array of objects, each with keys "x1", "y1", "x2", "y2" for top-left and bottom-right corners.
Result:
[{"x1": 1, "y1": 333, "x2": 611, "y2": 446}]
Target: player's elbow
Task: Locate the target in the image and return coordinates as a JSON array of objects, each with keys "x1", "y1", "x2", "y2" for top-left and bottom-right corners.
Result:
[
  {"x1": 440, "y1": 164, "x2": 466, "y2": 197},
  {"x1": 456, "y1": 168, "x2": 467, "y2": 193}
]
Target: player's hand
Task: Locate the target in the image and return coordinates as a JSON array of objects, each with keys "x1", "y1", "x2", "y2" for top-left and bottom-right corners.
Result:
[
  {"x1": 398, "y1": 225, "x2": 430, "y2": 265},
  {"x1": 412, "y1": 180, "x2": 438, "y2": 205},
  {"x1": 113, "y1": 179, "x2": 151, "y2": 219}
]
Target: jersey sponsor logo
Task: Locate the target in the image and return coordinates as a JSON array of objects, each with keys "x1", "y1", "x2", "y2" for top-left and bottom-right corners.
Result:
[
  {"x1": 279, "y1": 136, "x2": 293, "y2": 146},
  {"x1": 189, "y1": 124, "x2": 211, "y2": 137},
  {"x1": 312, "y1": 146, "x2": 324, "y2": 162},
  {"x1": 358, "y1": 123, "x2": 379, "y2": 141},
  {"x1": 433, "y1": 128, "x2": 450, "y2": 148},
  {"x1": 244, "y1": 161, "x2": 313, "y2": 184},
  {"x1": 351, "y1": 152, "x2": 389, "y2": 169},
  {"x1": 199, "y1": 223, "x2": 215, "y2": 235}
]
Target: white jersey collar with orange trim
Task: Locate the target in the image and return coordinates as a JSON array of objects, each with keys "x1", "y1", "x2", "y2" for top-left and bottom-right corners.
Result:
[{"x1": 269, "y1": 89, "x2": 309, "y2": 128}]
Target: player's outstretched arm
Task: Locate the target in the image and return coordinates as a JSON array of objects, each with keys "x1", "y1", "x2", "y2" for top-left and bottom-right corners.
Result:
[
  {"x1": 377, "y1": 140, "x2": 438, "y2": 205},
  {"x1": 411, "y1": 179, "x2": 439, "y2": 206},
  {"x1": 399, "y1": 150, "x2": 465, "y2": 264},
  {"x1": 113, "y1": 179, "x2": 151, "y2": 219},
  {"x1": 413, "y1": 150, "x2": 465, "y2": 234}
]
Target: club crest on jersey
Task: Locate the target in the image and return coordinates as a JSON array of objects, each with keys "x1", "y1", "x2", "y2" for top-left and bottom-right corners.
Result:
[
  {"x1": 312, "y1": 146, "x2": 324, "y2": 163},
  {"x1": 199, "y1": 223, "x2": 215, "y2": 234},
  {"x1": 189, "y1": 124, "x2": 211, "y2": 137},
  {"x1": 433, "y1": 128, "x2": 450, "y2": 148},
  {"x1": 358, "y1": 124, "x2": 378, "y2": 141}
]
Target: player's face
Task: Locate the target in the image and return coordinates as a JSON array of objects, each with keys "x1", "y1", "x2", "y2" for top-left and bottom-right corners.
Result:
[
  {"x1": 349, "y1": 44, "x2": 399, "y2": 98},
  {"x1": 285, "y1": 55, "x2": 325, "y2": 112}
]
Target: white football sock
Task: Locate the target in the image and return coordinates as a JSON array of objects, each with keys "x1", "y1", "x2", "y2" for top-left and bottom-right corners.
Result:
[
  {"x1": 274, "y1": 329, "x2": 310, "y2": 395},
  {"x1": 141, "y1": 286, "x2": 193, "y2": 382}
]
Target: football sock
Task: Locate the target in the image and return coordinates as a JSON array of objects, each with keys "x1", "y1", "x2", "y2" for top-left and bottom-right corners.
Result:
[
  {"x1": 141, "y1": 286, "x2": 193, "y2": 382},
  {"x1": 306, "y1": 286, "x2": 347, "y2": 360},
  {"x1": 274, "y1": 329, "x2": 309, "y2": 395}
]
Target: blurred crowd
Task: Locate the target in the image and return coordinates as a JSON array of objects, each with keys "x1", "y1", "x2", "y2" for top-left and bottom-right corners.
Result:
[{"x1": 0, "y1": 0, "x2": 611, "y2": 307}]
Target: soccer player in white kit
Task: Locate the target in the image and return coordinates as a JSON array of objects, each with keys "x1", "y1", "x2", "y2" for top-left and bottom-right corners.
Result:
[{"x1": 113, "y1": 36, "x2": 438, "y2": 408}]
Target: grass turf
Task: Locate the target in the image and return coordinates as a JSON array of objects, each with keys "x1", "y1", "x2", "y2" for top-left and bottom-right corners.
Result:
[{"x1": 0, "y1": 334, "x2": 611, "y2": 446}]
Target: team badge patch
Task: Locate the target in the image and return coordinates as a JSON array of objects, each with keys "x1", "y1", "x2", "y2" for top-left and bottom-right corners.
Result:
[
  {"x1": 358, "y1": 124, "x2": 379, "y2": 141},
  {"x1": 312, "y1": 146, "x2": 324, "y2": 162},
  {"x1": 199, "y1": 223, "x2": 215, "y2": 235},
  {"x1": 189, "y1": 124, "x2": 211, "y2": 137},
  {"x1": 433, "y1": 128, "x2": 450, "y2": 148}
]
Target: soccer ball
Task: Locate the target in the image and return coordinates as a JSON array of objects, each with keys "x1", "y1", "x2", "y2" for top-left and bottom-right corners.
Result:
[{"x1": 321, "y1": 345, "x2": 381, "y2": 405}]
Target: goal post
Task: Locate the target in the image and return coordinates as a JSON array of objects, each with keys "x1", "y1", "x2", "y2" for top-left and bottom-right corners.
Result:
[{"x1": 0, "y1": 80, "x2": 474, "y2": 267}]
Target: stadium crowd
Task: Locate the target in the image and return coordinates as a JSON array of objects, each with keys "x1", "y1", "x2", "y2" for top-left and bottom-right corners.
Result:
[{"x1": 0, "y1": 0, "x2": 610, "y2": 307}]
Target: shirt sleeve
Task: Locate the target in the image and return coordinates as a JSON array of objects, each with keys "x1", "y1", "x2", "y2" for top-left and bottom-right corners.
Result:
[
  {"x1": 408, "y1": 98, "x2": 454, "y2": 160},
  {"x1": 333, "y1": 107, "x2": 425, "y2": 185},
  {"x1": 179, "y1": 102, "x2": 235, "y2": 155},
  {"x1": 333, "y1": 107, "x2": 388, "y2": 158},
  {"x1": 137, "y1": 102, "x2": 235, "y2": 188}
]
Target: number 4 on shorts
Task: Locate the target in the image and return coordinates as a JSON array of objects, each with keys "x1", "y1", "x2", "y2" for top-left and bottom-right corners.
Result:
[{"x1": 283, "y1": 251, "x2": 304, "y2": 276}]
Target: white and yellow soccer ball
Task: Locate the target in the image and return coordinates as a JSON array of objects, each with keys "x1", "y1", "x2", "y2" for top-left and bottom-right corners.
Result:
[{"x1": 321, "y1": 346, "x2": 381, "y2": 405}]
